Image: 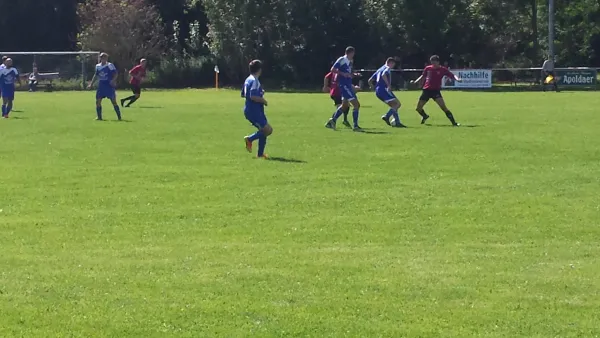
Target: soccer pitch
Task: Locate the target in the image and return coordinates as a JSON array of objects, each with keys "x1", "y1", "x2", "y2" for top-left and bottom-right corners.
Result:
[{"x1": 1, "y1": 89, "x2": 599, "y2": 337}]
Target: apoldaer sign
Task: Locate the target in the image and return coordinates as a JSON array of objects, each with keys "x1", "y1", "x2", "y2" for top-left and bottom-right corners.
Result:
[
  {"x1": 442, "y1": 69, "x2": 492, "y2": 88},
  {"x1": 556, "y1": 69, "x2": 597, "y2": 86}
]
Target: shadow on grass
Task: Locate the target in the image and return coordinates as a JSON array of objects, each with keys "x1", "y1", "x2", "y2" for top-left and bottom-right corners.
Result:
[
  {"x1": 137, "y1": 106, "x2": 164, "y2": 109},
  {"x1": 268, "y1": 157, "x2": 306, "y2": 164},
  {"x1": 9, "y1": 116, "x2": 27, "y2": 120},
  {"x1": 426, "y1": 124, "x2": 481, "y2": 128},
  {"x1": 110, "y1": 119, "x2": 134, "y2": 123},
  {"x1": 357, "y1": 128, "x2": 390, "y2": 135},
  {"x1": 11, "y1": 110, "x2": 25, "y2": 113}
]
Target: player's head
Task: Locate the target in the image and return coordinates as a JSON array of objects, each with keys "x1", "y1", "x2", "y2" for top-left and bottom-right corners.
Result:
[
  {"x1": 99, "y1": 53, "x2": 109, "y2": 63},
  {"x1": 345, "y1": 46, "x2": 355, "y2": 60},
  {"x1": 140, "y1": 58, "x2": 147, "y2": 67},
  {"x1": 386, "y1": 57, "x2": 396, "y2": 68},
  {"x1": 430, "y1": 55, "x2": 440, "y2": 67},
  {"x1": 5, "y1": 58, "x2": 13, "y2": 67},
  {"x1": 249, "y1": 59, "x2": 263, "y2": 76},
  {"x1": 2, "y1": 56, "x2": 7, "y2": 64}
]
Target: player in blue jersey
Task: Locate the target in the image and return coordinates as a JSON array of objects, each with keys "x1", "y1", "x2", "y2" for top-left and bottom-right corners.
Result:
[
  {"x1": 87, "y1": 53, "x2": 122, "y2": 121},
  {"x1": 0, "y1": 56, "x2": 8, "y2": 105},
  {"x1": 242, "y1": 60, "x2": 272, "y2": 159},
  {"x1": 368, "y1": 57, "x2": 405, "y2": 128},
  {"x1": 0, "y1": 58, "x2": 21, "y2": 118},
  {"x1": 325, "y1": 46, "x2": 362, "y2": 131}
]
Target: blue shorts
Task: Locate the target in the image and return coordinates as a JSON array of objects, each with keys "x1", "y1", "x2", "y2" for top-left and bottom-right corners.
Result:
[
  {"x1": 376, "y1": 88, "x2": 397, "y2": 103},
  {"x1": 339, "y1": 83, "x2": 357, "y2": 101},
  {"x1": 96, "y1": 85, "x2": 116, "y2": 100},
  {"x1": 245, "y1": 110, "x2": 268, "y2": 129},
  {"x1": 1, "y1": 86, "x2": 15, "y2": 100}
]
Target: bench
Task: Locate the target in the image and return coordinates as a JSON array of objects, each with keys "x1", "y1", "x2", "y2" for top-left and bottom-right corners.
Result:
[{"x1": 24, "y1": 72, "x2": 60, "y2": 92}]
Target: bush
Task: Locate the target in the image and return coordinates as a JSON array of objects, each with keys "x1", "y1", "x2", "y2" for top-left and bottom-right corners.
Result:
[{"x1": 149, "y1": 55, "x2": 217, "y2": 88}]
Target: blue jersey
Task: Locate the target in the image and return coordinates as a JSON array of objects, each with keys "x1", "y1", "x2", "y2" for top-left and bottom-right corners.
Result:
[
  {"x1": 95, "y1": 62, "x2": 117, "y2": 86},
  {"x1": 332, "y1": 56, "x2": 353, "y2": 86},
  {"x1": 370, "y1": 65, "x2": 391, "y2": 90},
  {"x1": 242, "y1": 75, "x2": 264, "y2": 113},
  {"x1": 0, "y1": 67, "x2": 19, "y2": 86}
]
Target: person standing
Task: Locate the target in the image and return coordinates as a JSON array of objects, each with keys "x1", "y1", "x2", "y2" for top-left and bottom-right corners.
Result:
[{"x1": 542, "y1": 57, "x2": 559, "y2": 92}]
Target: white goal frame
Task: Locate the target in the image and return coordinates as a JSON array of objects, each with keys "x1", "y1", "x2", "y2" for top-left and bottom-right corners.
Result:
[{"x1": 0, "y1": 51, "x2": 100, "y2": 89}]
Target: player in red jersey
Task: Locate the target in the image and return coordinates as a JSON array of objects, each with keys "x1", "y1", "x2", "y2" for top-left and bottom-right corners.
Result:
[
  {"x1": 121, "y1": 58, "x2": 147, "y2": 108},
  {"x1": 323, "y1": 71, "x2": 351, "y2": 127},
  {"x1": 411, "y1": 55, "x2": 462, "y2": 126}
]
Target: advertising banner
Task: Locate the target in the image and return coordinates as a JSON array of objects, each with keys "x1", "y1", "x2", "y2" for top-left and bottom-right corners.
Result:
[
  {"x1": 555, "y1": 69, "x2": 597, "y2": 86},
  {"x1": 442, "y1": 69, "x2": 492, "y2": 88}
]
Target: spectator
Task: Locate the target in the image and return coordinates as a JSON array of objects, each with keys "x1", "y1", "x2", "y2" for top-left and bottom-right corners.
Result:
[
  {"x1": 542, "y1": 56, "x2": 559, "y2": 92},
  {"x1": 29, "y1": 64, "x2": 39, "y2": 92}
]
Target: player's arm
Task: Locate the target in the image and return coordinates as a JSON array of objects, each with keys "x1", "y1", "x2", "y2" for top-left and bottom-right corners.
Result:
[
  {"x1": 411, "y1": 75, "x2": 424, "y2": 86},
  {"x1": 383, "y1": 71, "x2": 392, "y2": 90},
  {"x1": 247, "y1": 82, "x2": 267, "y2": 106},
  {"x1": 323, "y1": 73, "x2": 331, "y2": 92},
  {"x1": 331, "y1": 59, "x2": 352, "y2": 78},
  {"x1": 448, "y1": 69, "x2": 461, "y2": 82},
  {"x1": 367, "y1": 72, "x2": 376, "y2": 88},
  {"x1": 88, "y1": 73, "x2": 97, "y2": 89}
]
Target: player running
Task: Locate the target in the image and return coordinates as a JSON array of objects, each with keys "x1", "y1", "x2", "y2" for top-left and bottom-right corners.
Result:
[
  {"x1": 0, "y1": 58, "x2": 21, "y2": 118},
  {"x1": 325, "y1": 46, "x2": 362, "y2": 131},
  {"x1": 121, "y1": 58, "x2": 147, "y2": 107},
  {"x1": 88, "y1": 53, "x2": 122, "y2": 121},
  {"x1": 0, "y1": 56, "x2": 7, "y2": 103},
  {"x1": 411, "y1": 55, "x2": 462, "y2": 126},
  {"x1": 323, "y1": 70, "x2": 350, "y2": 128},
  {"x1": 368, "y1": 57, "x2": 405, "y2": 128},
  {"x1": 242, "y1": 60, "x2": 272, "y2": 159}
]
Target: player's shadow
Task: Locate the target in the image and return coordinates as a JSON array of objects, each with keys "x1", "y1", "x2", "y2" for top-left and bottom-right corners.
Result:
[
  {"x1": 111, "y1": 119, "x2": 134, "y2": 123},
  {"x1": 268, "y1": 156, "x2": 306, "y2": 163},
  {"x1": 138, "y1": 106, "x2": 163, "y2": 109},
  {"x1": 11, "y1": 110, "x2": 24, "y2": 113},
  {"x1": 426, "y1": 124, "x2": 481, "y2": 128},
  {"x1": 10, "y1": 116, "x2": 27, "y2": 120},
  {"x1": 358, "y1": 128, "x2": 390, "y2": 135}
]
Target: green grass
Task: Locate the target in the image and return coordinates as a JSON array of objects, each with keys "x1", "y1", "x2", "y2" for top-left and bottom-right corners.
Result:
[{"x1": 1, "y1": 89, "x2": 600, "y2": 337}]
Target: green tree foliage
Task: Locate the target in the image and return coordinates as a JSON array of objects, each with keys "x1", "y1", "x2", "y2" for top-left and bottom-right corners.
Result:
[{"x1": 0, "y1": 0, "x2": 599, "y2": 86}]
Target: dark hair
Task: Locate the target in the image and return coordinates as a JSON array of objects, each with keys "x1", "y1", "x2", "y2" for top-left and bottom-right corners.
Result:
[
  {"x1": 386, "y1": 57, "x2": 396, "y2": 64},
  {"x1": 2, "y1": 56, "x2": 7, "y2": 61},
  {"x1": 345, "y1": 46, "x2": 355, "y2": 54},
  {"x1": 430, "y1": 55, "x2": 440, "y2": 62},
  {"x1": 249, "y1": 59, "x2": 262, "y2": 74}
]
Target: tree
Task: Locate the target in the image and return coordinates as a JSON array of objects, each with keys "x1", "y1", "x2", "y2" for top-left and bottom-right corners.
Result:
[{"x1": 78, "y1": 0, "x2": 168, "y2": 71}]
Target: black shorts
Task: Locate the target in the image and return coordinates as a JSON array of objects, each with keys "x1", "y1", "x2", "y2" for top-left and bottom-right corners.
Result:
[
  {"x1": 419, "y1": 89, "x2": 442, "y2": 102},
  {"x1": 330, "y1": 94, "x2": 342, "y2": 106},
  {"x1": 131, "y1": 84, "x2": 141, "y2": 95}
]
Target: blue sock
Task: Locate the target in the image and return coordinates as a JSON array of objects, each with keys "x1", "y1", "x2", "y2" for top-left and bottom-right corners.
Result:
[
  {"x1": 248, "y1": 130, "x2": 263, "y2": 142},
  {"x1": 7, "y1": 102, "x2": 12, "y2": 115},
  {"x1": 385, "y1": 108, "x2": 394, "y2": 119},
  {"x1": 114, "y1": 105, "x2": 121, "y2": 119},
  {"x1": 257, "y1": 135, "x2": 267, "y2": 157},
  {"x1": 96, "y1": 106, "x2": 102, "y2": 120},
  {"x1": 1, "y1": 105, "x2": 5, "y2": 116},
  {"x1": 352, "y1": 109, "x2": 359, "y2": 127},
  {"x1": 392, "y1": 110, "x2": 400, "y2": 124},
  {"x1": 332, "y1": 107, "x2": 344, "y2": 121}
]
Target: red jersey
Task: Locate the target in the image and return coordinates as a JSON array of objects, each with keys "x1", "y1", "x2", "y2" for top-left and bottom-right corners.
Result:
[
  {"x1": 325, "y1": 72, "x2": 341, "y2": 97},
  {"x1": 422, "y1": 65, "x2": 454, "y2": 90},
  {"x1": 129, "y1": 65, "x2": 146, "y2": 85}
]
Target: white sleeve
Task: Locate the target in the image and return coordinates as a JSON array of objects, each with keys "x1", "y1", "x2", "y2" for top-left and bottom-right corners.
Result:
[{"x1": 108, "y1": 63, "x2": 116, "y2": 71}]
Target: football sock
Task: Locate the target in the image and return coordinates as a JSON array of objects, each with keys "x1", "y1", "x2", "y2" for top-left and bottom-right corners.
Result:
[
  {"x1": 392, "y1": 110, "x2": 400, "y2": 123},
  {"x1": 248, "y1": 130, "x2": 263, "y2": 142},
  {"x1": 332, "y1": 107, "x2": 344, "y2": 121},
  {"x1": 342, "y1": 107, "x2": 350, "y2": 121},
  {"x1": 444, "y1": 110, "x2": 457, "y2": 125},
  {"x1": 417, "y1": 108, "x2": 427, "y2": 118},
  {"x1": 126, "y1": 97, "x2": 138, "y2": 107},
  {"x1": 113, "y1": 105, "x2": 121, "y2": 120},
  {"x1": 257, "y1": 135, "x2": 267, "y2": 157},
  {"x1": 352, "y1": 109, "x2": 359, "y2": 127},
  {"x1": 6, "y1": 102, "x2": 12, "y2": 115},
  {"x1": 96, "y1": 106, "x2": 103, "y2": 120},
  {"x1": 385, "y1": 108, "x2": 395, "y2": 119},
  {"x1": 1, "y1": 105, "x2": 6, "y2": 116}
]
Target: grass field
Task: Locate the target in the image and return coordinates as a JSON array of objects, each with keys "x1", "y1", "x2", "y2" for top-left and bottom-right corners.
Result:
[{"x1": 1, "y1": 89, "x2": 600, "y2": 337}]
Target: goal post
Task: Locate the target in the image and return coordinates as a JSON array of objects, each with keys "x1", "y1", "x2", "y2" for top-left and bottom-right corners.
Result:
[{"x1": 0, "y1": 51, "x2": 100, "y2": 90}]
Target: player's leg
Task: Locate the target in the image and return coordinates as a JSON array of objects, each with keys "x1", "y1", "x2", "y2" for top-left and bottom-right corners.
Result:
[
  {"x1": 108, "y1": 88, "x2": 122, "y2": 120},
  {"x1": 385, "y1": 98, "x2": 404, "y2": 127},
  {"x1": 333, "y1": 95, "x2": 350, "y2": 127},
  {"x1": 123, "y1": 85, "x2": 141, "y2": 107},
  {"x1": 1, "y1": 97, "x2": 7, "y2": 118},
  {"x1": 416, "y1": 91, "x2": 430, "y2": 124},
  {"x1": 326, "y1": 99, "x2": 347, "y2": 130},
  {"x1": 95, "y1": 97, "x2": 104, "y2": 120},
  {"x1": 257, "y1": 123, "x2": 272, "y2": 159},
  {"x1": 433, "y1": 96, "x2": 459, "y2": 126}
]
